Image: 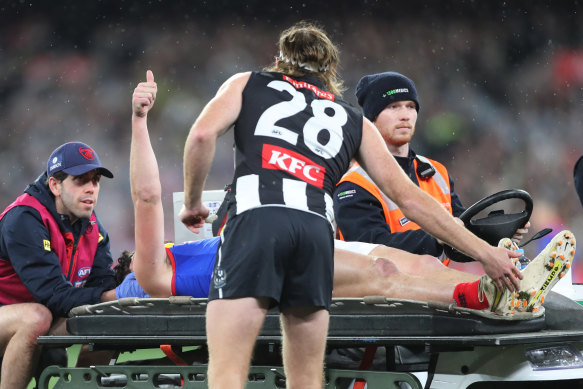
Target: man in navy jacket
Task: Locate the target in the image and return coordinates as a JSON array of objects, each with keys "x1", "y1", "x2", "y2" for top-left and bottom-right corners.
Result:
[{"x1": 0, "y1": 141, "x2": 116, "y2": 389}]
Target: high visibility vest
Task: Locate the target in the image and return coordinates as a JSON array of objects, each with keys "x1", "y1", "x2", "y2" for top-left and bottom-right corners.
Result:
[{"x1": 337, "y1": 156, "x2": 453, "y2": 235}]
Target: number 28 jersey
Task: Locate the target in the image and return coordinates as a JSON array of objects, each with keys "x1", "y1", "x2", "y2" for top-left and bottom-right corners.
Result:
[{"x1": 230, "y1": 71, "x2": 363, "y2": 224}]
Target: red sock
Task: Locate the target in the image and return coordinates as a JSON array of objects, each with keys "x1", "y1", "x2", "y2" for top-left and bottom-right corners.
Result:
[{"x1": 453, "y1": 280, "x2": 489, "y2": 310}]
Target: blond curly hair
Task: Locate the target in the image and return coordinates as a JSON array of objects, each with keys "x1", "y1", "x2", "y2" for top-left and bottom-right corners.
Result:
[{"x1": 265, "y1": 21, "x2": 345, "y2": 96}]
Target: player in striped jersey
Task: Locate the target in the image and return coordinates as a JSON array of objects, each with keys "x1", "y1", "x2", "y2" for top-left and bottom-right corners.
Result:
[{"x1": 176, "y1": 22, "x2": 523, "y2": 389}]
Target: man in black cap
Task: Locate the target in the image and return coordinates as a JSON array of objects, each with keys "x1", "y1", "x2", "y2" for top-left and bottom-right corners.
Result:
[
  {"x1": 334, "y1": 71, "x2": 529, "y2": 260},
  {"x1": 0, "y1": 141, "x2": 117, "y2": 389}
]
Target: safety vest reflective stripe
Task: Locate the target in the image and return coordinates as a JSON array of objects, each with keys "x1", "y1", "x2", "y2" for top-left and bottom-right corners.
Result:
[
  {"x1": 415, "y1": 155, "x2": 450, "y2": 195},
  {"x1": 337, "y1": 156, "x2": 453, "y2": 233}
]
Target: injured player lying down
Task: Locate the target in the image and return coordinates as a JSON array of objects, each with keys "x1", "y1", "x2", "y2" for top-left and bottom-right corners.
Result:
[
  {"x1": 123, "y1": 71, "x2": 576, "y2": 319},
  {"x1": 116, "y1": 232, "x2": 575, "y2": 319}
]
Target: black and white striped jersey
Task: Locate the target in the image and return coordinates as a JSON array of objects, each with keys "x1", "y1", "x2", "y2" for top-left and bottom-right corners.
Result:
[{"x1": 228, "y1": 71, "x2": 363, "y2": 224}]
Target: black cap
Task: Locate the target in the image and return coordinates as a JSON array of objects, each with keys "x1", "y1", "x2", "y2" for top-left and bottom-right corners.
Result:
[{"x1": 356, "y1": 71, "x2": 420, "y2": 121}]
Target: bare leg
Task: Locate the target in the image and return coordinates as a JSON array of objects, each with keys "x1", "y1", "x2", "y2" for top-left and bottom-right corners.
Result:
[
  {"x1": 280, "y1": 307, "x2": 329, "y2": 389},
  {"x1": 369, "y1": 245, "x2": 480, "y2": 283},
  {"x1": 446, "y1": 260, "x2": 487, "y2": 277},
  {"x1": 0, "y1": 303, "x2": 52, "y2": 389},
  {"x1": 206, "y1": 297, "x2": 269, "y2": 389},
  {"x1": 333, "y1": 249, "x2": 456, "y2": 303}
]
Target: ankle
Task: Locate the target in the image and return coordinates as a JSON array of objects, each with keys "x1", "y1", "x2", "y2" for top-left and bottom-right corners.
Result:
[{"x1": 454, "y1": 280, "x2": 489, "y2": 310}]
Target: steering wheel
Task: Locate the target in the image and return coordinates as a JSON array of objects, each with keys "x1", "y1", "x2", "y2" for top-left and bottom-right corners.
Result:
[{"x1": 443, "y1": 189, "x2": 533, "y2": 262}]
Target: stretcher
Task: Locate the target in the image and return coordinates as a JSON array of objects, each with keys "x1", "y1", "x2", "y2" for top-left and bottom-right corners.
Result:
[
  {"x1": 37, "y1": 189, "x2": 583, "y2": 388},
  {"x1": 36, "y1": 292, "x2": 583, "y2": 388}
]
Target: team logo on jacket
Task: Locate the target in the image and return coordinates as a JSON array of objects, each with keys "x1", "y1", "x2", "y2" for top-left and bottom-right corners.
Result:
[
  {"x1": 262, "y1": 144, "x2": 326, "y2": 188},
  {"x1": 337, "y1": 189, "x2": 356, "y2": 200},
  {"x1": 77, "y1": 267, "x2": 91, "y2": 278}
]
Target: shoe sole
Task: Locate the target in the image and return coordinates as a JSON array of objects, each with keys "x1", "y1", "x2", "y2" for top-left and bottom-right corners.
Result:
[
  {"x1": 472, "y1": 277, "x2": 537, "y2": 320},
  {"x1": 512, "y1": 230, "x2": 575, "y2": 314}
]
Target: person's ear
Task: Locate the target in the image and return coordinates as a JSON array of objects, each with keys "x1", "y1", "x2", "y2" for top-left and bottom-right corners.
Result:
[{"x1": 48, "y1": 176, "x2": 61, "y2": 197}]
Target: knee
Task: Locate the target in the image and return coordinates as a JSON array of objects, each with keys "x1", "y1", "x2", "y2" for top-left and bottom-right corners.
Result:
[
  {"x1": 370, "y1": 258, "x2": 402, "y2": 296},
  {"x1": 372, "y1": 257, "x2": 400, "y2": 277},
  {"x1": 21, "y1": 304, "x2": 53, "y2": 337},
  {"x1": 415, "y1": 254, "x2": 446, "y2": 274}
]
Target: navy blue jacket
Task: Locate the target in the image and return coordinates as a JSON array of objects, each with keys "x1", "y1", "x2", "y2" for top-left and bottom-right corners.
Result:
[{"x1": 0, "y1": 173, "x2": 115, "y2": 317}]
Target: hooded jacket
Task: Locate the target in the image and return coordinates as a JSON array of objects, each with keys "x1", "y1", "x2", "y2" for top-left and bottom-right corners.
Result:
[{"x1": 0, "y1": 172, "x2": 115, "y2": 316}]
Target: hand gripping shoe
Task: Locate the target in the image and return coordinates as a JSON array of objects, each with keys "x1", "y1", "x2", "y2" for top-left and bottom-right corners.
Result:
[
  {"x1": 511, "y1": 230, "x2": 576, "y2": 314},
  {"x1": 477, "y1": 230, "x2": 576, "y2": 319},
  {"x1": 477, "y1": 271, "x2": 518, "y2": 318},
  {"x1": 475, "y1": 237, "x2": 526, "y2": 318}
]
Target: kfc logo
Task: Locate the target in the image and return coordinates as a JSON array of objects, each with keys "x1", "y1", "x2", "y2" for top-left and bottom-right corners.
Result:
[{"x1": 262, "y1": 144, "x2": 326, "y2": 188}]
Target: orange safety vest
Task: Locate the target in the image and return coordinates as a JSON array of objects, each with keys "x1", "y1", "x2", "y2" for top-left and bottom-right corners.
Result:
[{"x1": 337, "y1": 156, "x2": 453, "y2": 235}]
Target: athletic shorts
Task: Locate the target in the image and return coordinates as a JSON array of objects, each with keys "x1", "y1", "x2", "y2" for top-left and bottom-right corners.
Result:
[
  {"x1": 333, "y1": 240, "x2": 379, "y2": 256},
  {"x1": 209, "y1": 207, "x2": 334, "y2": 310}
]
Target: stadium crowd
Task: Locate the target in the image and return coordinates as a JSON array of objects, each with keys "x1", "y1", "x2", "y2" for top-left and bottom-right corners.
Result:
[{"x1": 0, "y1": 1, "x2": 581, "y2": 277}]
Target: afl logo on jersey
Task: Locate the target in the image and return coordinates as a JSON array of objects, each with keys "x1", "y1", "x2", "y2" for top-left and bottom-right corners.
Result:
[
  {"x1": 77, "y1": 267, "x2": 91, "y2": 278},
  {"x1": 262, "y1": 144, "x2": 326, "y2": 188}
]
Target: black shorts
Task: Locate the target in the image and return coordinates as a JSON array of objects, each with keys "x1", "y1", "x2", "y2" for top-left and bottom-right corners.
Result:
[{"x1": 209, "y1": 207, "x2": 334, "y2": 310}]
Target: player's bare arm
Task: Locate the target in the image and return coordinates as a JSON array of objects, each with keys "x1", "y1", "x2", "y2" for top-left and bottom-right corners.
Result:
[
  {"x1": 356, "y1": 118, "x2": 521, "y2": 291},
  {"x1": 180, "y1": 72, "x2": 250, "y2": 233},
  {"x1": 130, "y1": 70, "x2": 172, "y2": 297}
]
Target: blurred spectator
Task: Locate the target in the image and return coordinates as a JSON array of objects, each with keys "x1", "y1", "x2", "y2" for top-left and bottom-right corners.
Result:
[{"x1": 0, "y1": 1, "x2": 581, "y2": 279}]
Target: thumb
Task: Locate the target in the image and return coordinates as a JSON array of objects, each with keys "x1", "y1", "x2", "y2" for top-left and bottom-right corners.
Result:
[{"x1": 146, "y1": 69, "x2": 154, "y2": 83}]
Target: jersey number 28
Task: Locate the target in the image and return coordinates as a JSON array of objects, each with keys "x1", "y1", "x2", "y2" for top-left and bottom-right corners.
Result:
[{"x1": 254, "y1": 80, "x2": 347, "y2": 159}]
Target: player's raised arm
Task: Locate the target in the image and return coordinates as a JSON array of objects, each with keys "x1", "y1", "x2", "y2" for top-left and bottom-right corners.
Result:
[
  {"x1": 130, "y1": 70, "x2": 172, "y2": 297},
  {"x1": 356, "y1": 117, "x2": 522, "y2": 291}
]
